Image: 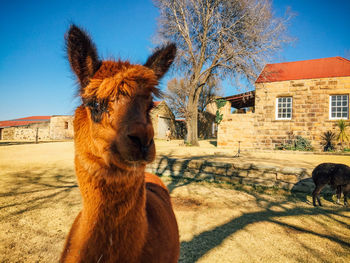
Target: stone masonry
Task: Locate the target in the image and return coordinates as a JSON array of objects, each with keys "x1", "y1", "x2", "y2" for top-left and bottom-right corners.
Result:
[
  {"x1": 218, "y1": 76, "x2": 350, "y2": 151},
  {"x1": 49, "y1": 116, "x2": 74, "y2": 140},
  {"x1": 146, "y1": 156, "x2": 329, "y2": 194}
]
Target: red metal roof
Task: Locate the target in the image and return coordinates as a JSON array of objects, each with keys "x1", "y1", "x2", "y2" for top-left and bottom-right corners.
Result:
[
  {"x1": 15, "y1": 116, "x2": 51, "y2": 121},
  {"x1": 153, "y1": 101, "x2": 162, "y2": 107},
  {"x1": 256, "y1": 57, "x2": 350, "y2": 83},
  {"x1": 0, "y1": 116, "x2": 51, "y2": 128}
]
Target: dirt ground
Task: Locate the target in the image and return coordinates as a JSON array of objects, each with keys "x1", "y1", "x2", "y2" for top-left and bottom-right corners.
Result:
[{"x1": 0, "y1": 141, "x2": 349, "y2": 262}]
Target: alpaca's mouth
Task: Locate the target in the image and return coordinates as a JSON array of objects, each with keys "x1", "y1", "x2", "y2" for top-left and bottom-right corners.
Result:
[{"x1": 110, "y1": 139, "x2": 155, "y2": 165}]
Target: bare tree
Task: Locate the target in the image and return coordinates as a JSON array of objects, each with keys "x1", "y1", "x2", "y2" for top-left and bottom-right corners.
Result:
[
  {"x1": 154, "y1": 0, "x2": 292, "y2": 145},
  {"x1": 165, "y1": 75, "x2": 221, "y2": 119},
  {"x1": 165, "y1": 78, "x2": 189, "y2": 118}
]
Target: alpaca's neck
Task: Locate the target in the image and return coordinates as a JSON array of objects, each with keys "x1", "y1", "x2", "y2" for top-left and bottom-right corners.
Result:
[
  {"x1": 75, "y1": 154, "x2": 145, "y2": 210},
  {"x1": 72, "y1": 154, "x2": 148, "y2": 262}
]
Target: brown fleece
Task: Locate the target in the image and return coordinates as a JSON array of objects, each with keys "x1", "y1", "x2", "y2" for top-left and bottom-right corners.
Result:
[{"x1": 60, "y1": 25, "x2": 179, "y2": 263}]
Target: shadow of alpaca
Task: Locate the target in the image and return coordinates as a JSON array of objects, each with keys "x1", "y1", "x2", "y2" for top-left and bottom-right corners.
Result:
[
  {"x1": 178, "y1": 190, "x2": 350, "y2": 263},
  {"x1": 0, "y1": 168, "x2": 78, "y2": 220}
]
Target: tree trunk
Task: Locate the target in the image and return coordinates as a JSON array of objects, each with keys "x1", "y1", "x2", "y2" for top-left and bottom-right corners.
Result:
[
  {"x1": 185, "y1": 85, "x2": 200, "y2": 146},
  {"x1": 186, "y1": 107, "x2": 199, "y2": 146}
]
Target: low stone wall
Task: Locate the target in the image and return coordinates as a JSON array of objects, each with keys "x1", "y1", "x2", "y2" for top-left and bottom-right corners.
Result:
[{"x1": 146, "y1": 156, "x2": 333, "y2": 194}]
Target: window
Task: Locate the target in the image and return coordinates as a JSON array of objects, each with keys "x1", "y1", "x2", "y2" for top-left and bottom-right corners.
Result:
[
  {"x1": 64, "y1": 121, "x2": 69, "y2": 129},
  {"x1": 330, "y1": 95, "x2": 349, "y2": 120},
  {"x1": 276, "y1": 97, "x2": 292, "y2": 120}
]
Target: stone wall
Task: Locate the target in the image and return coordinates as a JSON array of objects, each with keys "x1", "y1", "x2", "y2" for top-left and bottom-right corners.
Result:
[
  {"x1": 15, "y1": 122, "x2": 50, "y2": 140},
  {"x1": 1, "y1": 122, "x2": 50, "y2": 141},
  {"x1": 218, "y1": 76, "x2": 350, "y2": 151},
  {"x1": 1, "y1": 127, "x2": 15, "y2": 140},
  {"x1": 1, "y1": 116, "x2": 74, "y2": 141},
  {"x1": 146, "y1": 156, "x2": 332, "y2": 194},
  {"x1": 49, "y1": 116, "x2": 74, "y2": 140},
  {"x1": 218, "y1": 103, "x2": 255, "y2": 149}
]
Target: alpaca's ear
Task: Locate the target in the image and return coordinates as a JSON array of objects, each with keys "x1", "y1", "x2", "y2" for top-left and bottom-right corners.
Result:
[
  {"x1": 144, "y1": 43, "x2": 176, "y2": 79},
  {"x1": 65, "y1": 25, "x2": 101, "y2": 93}
]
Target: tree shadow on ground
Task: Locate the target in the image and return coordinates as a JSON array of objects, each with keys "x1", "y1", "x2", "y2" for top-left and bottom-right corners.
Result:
[
  {"x1": 177, "y1": 185, "x2": 350, "y2": 263},
  {"x1": 0, "y1": 168, "x2": 78, "y2": 220},
  {"x1": 153, "y1": 155, "x2": 240, "y2": 194},
  {"x1": 150, "y1": 156, "x2": 350, "y2": 262}
]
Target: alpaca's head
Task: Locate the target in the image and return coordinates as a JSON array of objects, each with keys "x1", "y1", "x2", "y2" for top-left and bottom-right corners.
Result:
[{"x1": 66, "y1": 25, "x2": 176, "y2": 169}]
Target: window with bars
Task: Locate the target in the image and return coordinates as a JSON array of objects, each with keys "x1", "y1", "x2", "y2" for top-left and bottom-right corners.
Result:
[
  {"x1": 276, "y1": 97, "x2": 292, "y2": 120},
  {"x1": 330, "y1": 95, "x2": 349, "y2": 119}
]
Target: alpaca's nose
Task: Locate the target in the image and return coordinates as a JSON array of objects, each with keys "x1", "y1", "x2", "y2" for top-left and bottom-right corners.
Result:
[
  {"x1": 128, "y1": 135, "x2": 154, "y2": 155},
  {"x1": 127, "y1": 124, "x2": 154, "y2": 155}
]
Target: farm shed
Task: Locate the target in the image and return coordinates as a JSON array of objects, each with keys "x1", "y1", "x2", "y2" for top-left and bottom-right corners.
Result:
[
  {"x1": 150, "y1": 101, "x2": 176, "y2": 139},
  {"x1": 218, "y1": 56, "x2": 350, "y2": 151},
  {"x1": 0, "y1": 115, "x2": 74, "y2": 141}
]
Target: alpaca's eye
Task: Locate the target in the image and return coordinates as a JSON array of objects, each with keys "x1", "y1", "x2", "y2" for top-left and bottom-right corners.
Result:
[{"x1": 86, "y1": 100, "x2": 98, "y2": 109}]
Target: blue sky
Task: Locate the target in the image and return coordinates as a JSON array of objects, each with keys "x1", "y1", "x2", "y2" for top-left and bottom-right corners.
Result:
[{"x1": 0, "y1": 0, "x2": 349, "y2": 120}]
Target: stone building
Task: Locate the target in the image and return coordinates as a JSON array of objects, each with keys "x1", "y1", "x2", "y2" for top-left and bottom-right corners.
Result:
[
  {"x1": 0, "y1": 101, "x2": 175, "y2": 141},
  {"x1": 218, "y1": 57, "x2": 350, "y2": 151},
  {"x1": 49, "y1": 116, "x2": 74, "y2": 140},
  {"x1": 0, "y1": 115, "x2": 74, "y2": 141},
  {"x1": 150, "y1": 101, "x2": 176, "y2": 139}
]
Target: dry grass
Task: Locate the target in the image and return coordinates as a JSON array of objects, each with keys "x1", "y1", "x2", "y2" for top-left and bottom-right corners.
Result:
[{"x1": 0, "y1": 141, "x2": 349, "y2": 262}]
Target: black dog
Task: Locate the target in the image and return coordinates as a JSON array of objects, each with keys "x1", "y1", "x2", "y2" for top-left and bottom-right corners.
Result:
[{"x1": 312, "y1": 163, "x2": 350, "y2": 206}]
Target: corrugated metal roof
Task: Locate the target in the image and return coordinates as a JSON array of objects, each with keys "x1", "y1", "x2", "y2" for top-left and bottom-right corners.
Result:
[
  {"x1": 0, "y1": 116, "x2": 51, "y2": 128},
  {"x1": 256, "y1": 56, "x2": 350, "y2": 83}
]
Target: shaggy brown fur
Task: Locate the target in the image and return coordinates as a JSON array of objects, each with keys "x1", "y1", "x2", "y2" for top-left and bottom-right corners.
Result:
[{"x1": 60, "y1": 25, "x2": 179, "y2": 263}]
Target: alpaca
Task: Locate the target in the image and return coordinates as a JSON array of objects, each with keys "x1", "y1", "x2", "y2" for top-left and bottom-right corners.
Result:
[
  {"x1": 312, "y1": 163, "x2": 350, "y2": 206},
  {"x1": 60, "y1": 25, "x2": 179, "y2": 263}
]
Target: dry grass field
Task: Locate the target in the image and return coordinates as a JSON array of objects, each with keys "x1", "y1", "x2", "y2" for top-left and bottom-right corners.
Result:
[{"x1": 0, "y1": 141, "x2": 349, "y2": 262}]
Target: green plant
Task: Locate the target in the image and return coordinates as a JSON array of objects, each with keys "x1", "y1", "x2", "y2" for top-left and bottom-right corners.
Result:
[
  {"x1": 215, "y1": 99, "x2": 227, "y2": 125},
  {"x1": 336, "y1": 119, "x2": 349, "y2": 149},
  {"x1": 276, "y1": 136, "x2": 313, "y2": 151},
  {"x1": 321, "y1": 131, "x2": 336, "y2": 152},
  {"x1": 294, "y1": 136, "x2": 313, "y2": 151}
]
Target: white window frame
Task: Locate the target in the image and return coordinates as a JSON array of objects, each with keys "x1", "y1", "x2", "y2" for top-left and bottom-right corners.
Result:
[
  {"x1": 329, "y1": 95, "x2": 349, "y2": 120},
  {"x1": 276, "y1": 97, "x2": 292, "y2": 120}
]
